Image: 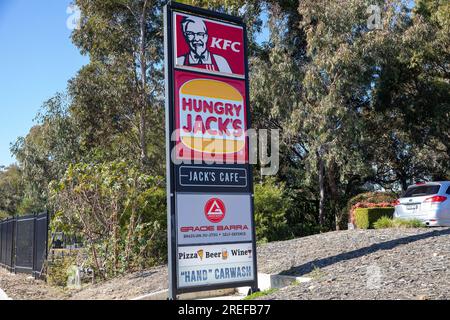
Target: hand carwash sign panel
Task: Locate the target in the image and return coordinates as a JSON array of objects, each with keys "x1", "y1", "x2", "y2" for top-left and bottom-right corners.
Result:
[
  {"x1": 178, "y1": 243, "x2": 254, "y2": 288},
  {"x1": 164, "y1": 2, "x2": 257, "y2": 298}
]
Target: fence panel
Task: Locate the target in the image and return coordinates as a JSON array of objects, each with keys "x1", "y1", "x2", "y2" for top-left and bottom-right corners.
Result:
[
  {"x1": 0, "y1": 220, "x2": 6, "y2": 266},
  {"x1": 0, "y1": 212, "x2": 48, "y2": 278},
  {"x1": 0, "y1": 219, "x2": 15, "y2": 271},
  {"x1": 33, "y1": 213, "x2": 49, "y2": 278},
  {"x1": 0, "y1": 221, "x2": 4, "y2": 265},
  {"x1": 6, "y1": 219, "x2": 15, "y2": 270},
  {"x1": 15, "y1": 215, "x2": 35, "y2": 273}
]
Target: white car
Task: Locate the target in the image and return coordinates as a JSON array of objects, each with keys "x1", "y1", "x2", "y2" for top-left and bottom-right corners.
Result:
[{"x1": 394, "y1": 181, "x2": 450, "y2": 227}]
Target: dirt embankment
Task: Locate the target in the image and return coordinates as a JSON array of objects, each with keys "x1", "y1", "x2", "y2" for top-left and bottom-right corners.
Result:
[{"x1": 1, "y1": 227, "x2": 449, "y2": 300}]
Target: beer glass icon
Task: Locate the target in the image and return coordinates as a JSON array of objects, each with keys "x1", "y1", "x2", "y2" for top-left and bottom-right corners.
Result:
[{"x1": 222, "y1": 249, "x2": 228, "y2": 260}]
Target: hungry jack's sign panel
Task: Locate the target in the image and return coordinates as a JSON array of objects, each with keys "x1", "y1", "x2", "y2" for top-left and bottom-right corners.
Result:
[
  {"x1": 164, "y1": 1, "x2": 257, "y2": 299},
  {"x1": 174, "y1": 71, "x2": 248, "y2": 162}
]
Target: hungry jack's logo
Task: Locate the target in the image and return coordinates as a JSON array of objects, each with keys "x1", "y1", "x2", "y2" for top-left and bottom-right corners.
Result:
[{"x1": 177, "y1": 78, "x2": 246, "y2": 159}]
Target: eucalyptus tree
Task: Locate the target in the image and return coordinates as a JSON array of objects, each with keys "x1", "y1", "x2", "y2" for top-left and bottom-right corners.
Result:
[
  {"x1": 11, "y1": 93, "x2": 81, "y2": 213},
  {"x1": 70, "y1": 0, "x2": 166, "y2": 172},
  {"x1": 0, "y1": 165, "x2": 24, "y2": 216}
]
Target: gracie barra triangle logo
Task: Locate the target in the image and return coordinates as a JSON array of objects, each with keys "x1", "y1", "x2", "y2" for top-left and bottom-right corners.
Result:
[
  {"x1": 208, "y1": 200, "x2": 223, "y2": 215},
  {"x1": 204, "y1": 198, "x2": 226, "y2": 223}
]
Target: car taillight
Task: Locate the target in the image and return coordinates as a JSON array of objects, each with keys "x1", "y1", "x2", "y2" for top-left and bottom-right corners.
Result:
[
  {"x1": 424, "y1": 196, "x2": 447, "y2": 203},
  {"x1": 393, "y1": 199, "x2": 400, "y2": 206}
]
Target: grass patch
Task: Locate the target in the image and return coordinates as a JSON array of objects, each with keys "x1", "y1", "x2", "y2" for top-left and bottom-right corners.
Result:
[
  {"x1": 373, "y1": 217, "x2": 425, "y2": 229},
  {"x1": 306, "y1": 265, "x2": 324, "y2": 280},
  {"x1": 243, "y1": 288, "x2": 278, "y2": 300}
]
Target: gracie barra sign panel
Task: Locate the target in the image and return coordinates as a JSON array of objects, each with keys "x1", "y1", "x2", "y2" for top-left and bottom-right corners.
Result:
[
  {"x1": 177, "y1": 193, "x2": 253, "y2": 245},
  {"x1": 164, "y1": 2, "x2": 257, "y2": 299}
]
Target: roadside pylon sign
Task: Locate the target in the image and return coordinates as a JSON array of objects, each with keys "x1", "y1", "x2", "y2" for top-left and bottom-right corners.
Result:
[{"x1": 164, "y1": 1, "x2": 257, "y2": 300}]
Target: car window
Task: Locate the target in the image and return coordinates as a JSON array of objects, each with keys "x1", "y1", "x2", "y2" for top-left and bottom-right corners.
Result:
[
  {"x1": 447, "y1": 186, "x2": 450, "y2": 195},
  {"x1": 403, "y1": 185, "x2": 440, "y2": 198}
]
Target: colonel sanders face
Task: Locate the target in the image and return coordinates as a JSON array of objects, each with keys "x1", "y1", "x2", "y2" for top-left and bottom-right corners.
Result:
[{"x1": 182, "y1": 17, "x2": 209, "y2": 58}]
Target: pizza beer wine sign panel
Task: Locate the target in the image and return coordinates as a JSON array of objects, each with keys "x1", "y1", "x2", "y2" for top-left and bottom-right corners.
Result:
[
  {"x1": 164, "y1": 2, "x2": 256, "y2": 297},
  {"x1": 178, "y1": 243, "x2": 254, "y2": 288}
]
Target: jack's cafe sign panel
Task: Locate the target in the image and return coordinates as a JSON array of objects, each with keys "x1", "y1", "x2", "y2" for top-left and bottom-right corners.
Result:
[{"x1": 164, "y1": 2, "x2": 257, "y2": 298}]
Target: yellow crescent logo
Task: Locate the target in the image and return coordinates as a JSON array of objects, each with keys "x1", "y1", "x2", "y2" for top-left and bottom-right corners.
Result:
[{"x1": 179, "y1": 79, "x2": 246, "y2": 154}]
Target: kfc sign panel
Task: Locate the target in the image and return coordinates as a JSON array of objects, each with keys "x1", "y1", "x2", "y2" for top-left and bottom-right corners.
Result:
[
  {"x1": 174, "y1": 70, "x2": 248, "y2": 163},
  {"x1": 174, "y1": 12, "x2": 245, "y2": 78}
]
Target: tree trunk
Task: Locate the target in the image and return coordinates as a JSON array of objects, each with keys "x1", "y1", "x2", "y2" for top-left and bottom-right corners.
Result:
[
  {"x1": 327, "y1": 160, "x2": 340, "y2": 231},
  {"x1": 400, "y1": 176, "x2": 408, "y2": 192},
  {"x1": 318, "y1": 152, "x2": 325, "y2": 231},
  {"x1": 139, "y1": 0, "x2": 150, "y2": 167}
]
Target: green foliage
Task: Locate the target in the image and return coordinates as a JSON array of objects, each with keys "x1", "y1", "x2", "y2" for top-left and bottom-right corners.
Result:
[
  {"x1": 47, "y1": 255, "x2": 77, "y2": 287},
  {"x1": 50, "y1": 160, "x2": 166, "y2": 278},
  {"x1": 374, "y1": 217, "x2": 426, "y2": 229},
  {"x1": 254, "y1": 178, "x2": 291, "y2": 243},
  {"x1": 243, "y1": 288, "x2": 278, "y2": 300},
  {"x1": 347, "y1": 191, "x2": 398, "y2": 225},
  {"x1": 10, "y1": 93, "x2": 81, "y2": 214},
  {"x1": 354, "y1": 207, "x2": 395, "y2": 229},
  {"x1": 0, "y1": 211, "x2": 10, "y2": 220},
  {"x1": 0, "y1": 165, "x2": 24, "y2": 215}
]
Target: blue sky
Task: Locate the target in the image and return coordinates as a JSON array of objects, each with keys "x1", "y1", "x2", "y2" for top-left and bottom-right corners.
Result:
[{"x1": 0, "y1": 0, "x2": 88, "y2": 167}]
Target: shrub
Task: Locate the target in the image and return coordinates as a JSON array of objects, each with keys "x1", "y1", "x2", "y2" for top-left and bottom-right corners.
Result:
[
  {"x1": 254, "y1": 178, "x2": 291, "y2": 243},
  {"x1": 354, "y1": 207, "x2": 394, "y2": 229},
  {"x1": 0, "y1": 211, "x2": 10, "y2": 220},
  {"x1": 397, "y1": 219, "x2": 426, "y2": 228},
  {"x1": 347, "y1": 192, "x2": 398, "y2": 225},
  {"x1": 372, "y1": 216, "x2": 395, "y2": 229},
  {"x1": 374, "y1": 217, "x2": 425, "y2": 229},
  {"x1": 49, "y1": 161, "x2": 166, "y2": 279},
  {"x1": 47, "y1": 255, "x2": 77, "y2": 287}
]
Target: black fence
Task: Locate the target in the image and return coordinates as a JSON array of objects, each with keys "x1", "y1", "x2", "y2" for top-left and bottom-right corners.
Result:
[{"x1": 0, "y1": 212, "x2": 49, "y2": 278}]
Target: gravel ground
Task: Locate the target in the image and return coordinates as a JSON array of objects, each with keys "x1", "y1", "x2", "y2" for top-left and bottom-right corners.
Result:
[
  {"x1": 1, "y1": 228, "x2": 449, "y2": 300},
  {"x1": 256, "y1": 227, "x2": 450, "y2": 300},
  {"x1": 0, "y1": 269, "x2": 67, "y2": 300},
  {"x1": 0, "y1": 265, "x2": 168, "y2": 300},
  {"x1": 67, "y1": 265, "x2": 168, "y2": 300}
]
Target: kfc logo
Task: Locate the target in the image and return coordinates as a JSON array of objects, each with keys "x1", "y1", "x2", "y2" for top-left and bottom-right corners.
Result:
[
  {"x1": 177, "y1": 16, "x2": 232, "y2": 73},
  {"x1": 174, "y1": 13, "x2": 245, "y2": 77}
]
